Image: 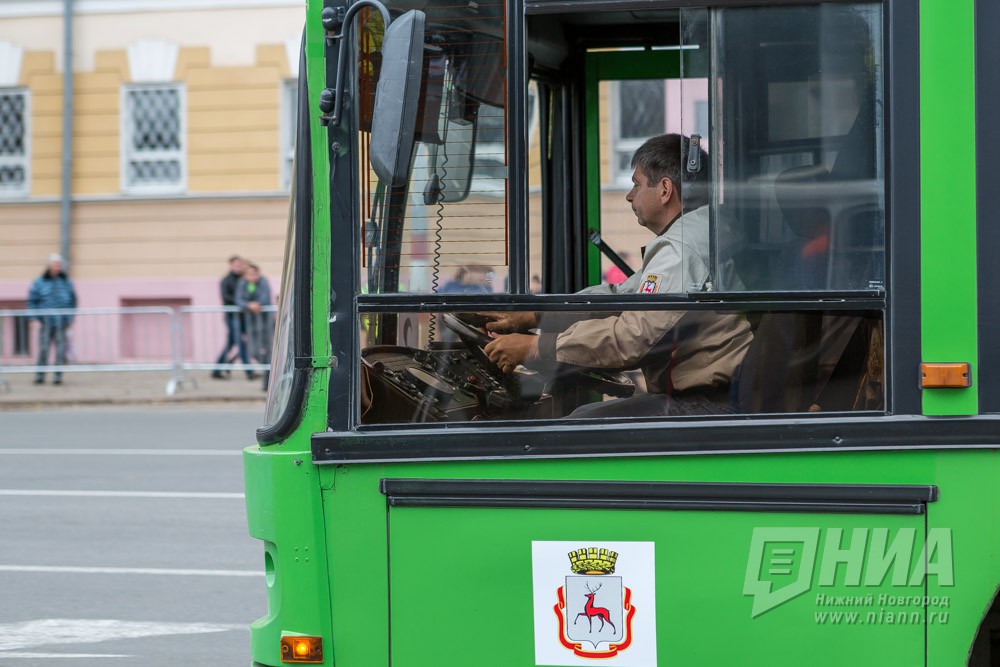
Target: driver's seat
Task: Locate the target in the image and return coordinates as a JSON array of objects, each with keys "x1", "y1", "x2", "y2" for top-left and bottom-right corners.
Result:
[{"x1": 735, "y1": 312, "x2": 883, "y2": 414}]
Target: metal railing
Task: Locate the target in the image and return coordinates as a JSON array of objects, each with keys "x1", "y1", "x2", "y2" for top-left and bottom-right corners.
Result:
[{"x1": 0, "y1": 305, "x2": 277, "y2": 396}]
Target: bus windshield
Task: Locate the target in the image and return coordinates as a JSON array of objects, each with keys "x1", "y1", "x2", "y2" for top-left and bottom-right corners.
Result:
[{"x1": 360, "y1": 1, "x2": 508, "y2": 296}]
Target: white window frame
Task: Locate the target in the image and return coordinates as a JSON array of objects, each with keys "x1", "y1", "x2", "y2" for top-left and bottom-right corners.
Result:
[
  {"x1": 120, "y1": 82, "x2": 186, "y2": 195},
  {"x1": 280, "y1": 78, "x2": 297, "y2": 191},
  {"x1": 608, "y1": 78, "x2": 710, "y2": 187},
  {"x1": 609, "y1": 79, "x2": 669, "y2": 187},
  {"x1": 0, "y1": 87, "x2": 30, "y2": 199}
]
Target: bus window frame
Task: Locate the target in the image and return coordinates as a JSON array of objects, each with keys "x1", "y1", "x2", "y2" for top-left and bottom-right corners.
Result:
[
  {"x1": 976, "y1": 0, "x2": 1000, "y2": 414},
  {"x1": 256, "y1": 38, "x2": 314, "y2": 445},
  {"x1": 315, "y1": 0, "x2": 926, "y2": 462},
  {"x1": 327, "y1": 9, "x2": 363, "y2": 434}
]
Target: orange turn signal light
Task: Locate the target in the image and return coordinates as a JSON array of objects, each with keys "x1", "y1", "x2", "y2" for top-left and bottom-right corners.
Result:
[
  {"x1": 280, "y1": 635, "x2": 323, "y2": 664},
  {"x1": 921, "y1": 362, "x2": 971, "y2": 389}
]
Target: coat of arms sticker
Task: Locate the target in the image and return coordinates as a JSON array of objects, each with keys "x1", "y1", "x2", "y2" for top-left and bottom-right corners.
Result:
[{"x1": 532, "y1": 541, "x2": 657, "y2": 667}]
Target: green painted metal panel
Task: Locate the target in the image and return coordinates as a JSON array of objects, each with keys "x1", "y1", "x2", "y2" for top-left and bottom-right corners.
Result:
[
  {"x1": 925, "y1": 451, "x2": 1000, "y2": 664},
  {"x1": 244, "y1": 442, "x2": 334, "y2": 666},
  {"x1": 388, "y1": 505, "x2": 923, "y2": 666},
  {"x1": 249, "y1": 441, "x2": 1000, "y2": 666},
  {"x1": 920, "y1": 0, "x2": 979, "y2": 415},
  {"x1": 304, "y1": 0, "x2": 333, "y2": 438},
  {"x1": 322, "y1": 464, "x2": 392, "y2": 667},
  {"x1": 590, "y1": 51, "x2": 680, "y2": 81},
  {"x1": 243, "y1": 5, "x2": 335, "y2": 664},
  {"x1": 379, "y1": 450, "x2": 997, "y2": 665}
]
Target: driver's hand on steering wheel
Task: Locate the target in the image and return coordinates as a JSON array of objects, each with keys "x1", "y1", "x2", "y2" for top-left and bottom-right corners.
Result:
[
  {"x1": 484, "y1": 333, "x2": 540, "y2": 374},
  {"x1": 483, "y1": 311, "x2": 538, "y2": 334}
]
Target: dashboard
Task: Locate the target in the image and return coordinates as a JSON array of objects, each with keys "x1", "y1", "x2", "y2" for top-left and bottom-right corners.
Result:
[{"x1": 361, "y1": 344, "x2": 553, "y2": 423}]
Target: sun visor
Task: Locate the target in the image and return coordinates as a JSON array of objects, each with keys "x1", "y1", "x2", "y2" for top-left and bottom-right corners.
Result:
[{"x1": 370, "y1": 10, "x2": 426, "y2": 187}]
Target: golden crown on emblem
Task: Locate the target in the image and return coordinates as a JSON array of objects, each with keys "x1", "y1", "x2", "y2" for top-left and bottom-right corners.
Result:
[{"x1": 567, "y1": 547, "x2": 618, "y2": 575}]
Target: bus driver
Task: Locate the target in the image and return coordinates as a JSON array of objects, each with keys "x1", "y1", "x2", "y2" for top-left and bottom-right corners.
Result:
[{"x1": 483, "y1": 134, "x2": 753, "y2": 418}]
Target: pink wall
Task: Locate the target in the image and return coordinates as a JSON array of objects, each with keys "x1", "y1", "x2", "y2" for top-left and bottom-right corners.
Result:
[
  {"x1": 0, "y1": 276, "x2": 281, "y2": 366},
  {"x1": 0, "y1": 276, "x2": 281, "y2": 309}
]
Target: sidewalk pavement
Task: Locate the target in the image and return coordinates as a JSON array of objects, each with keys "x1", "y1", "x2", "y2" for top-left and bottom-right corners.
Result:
[{"x1": 0, "y1": 370, "x2": 267, "y2": 410}]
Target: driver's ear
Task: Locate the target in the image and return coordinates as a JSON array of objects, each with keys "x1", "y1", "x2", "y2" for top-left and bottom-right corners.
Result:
[{"x1": 658, "y1": 177, "x2": 674, "y2": 205}]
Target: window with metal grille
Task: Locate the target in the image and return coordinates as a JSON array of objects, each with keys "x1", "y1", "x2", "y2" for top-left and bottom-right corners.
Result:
[
  {"x1": 611, "y1": 80, "x2": 666, "y2": 184},
  {"x1": 122, "y1": 84, "x2": 185, "y2": 194},
  {"x1": 609, "y1": 78, "x2": 710, "y2": 186},
  {"x1": 0, "y1": 88, "x2": 29, "y2": 197},
  {"x1": 280, "y1": 79, "x2": 297, "y2": 190}
]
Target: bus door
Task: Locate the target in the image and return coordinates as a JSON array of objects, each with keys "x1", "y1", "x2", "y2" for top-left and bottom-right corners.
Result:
[
  {"x1": 583, "y1": 49, "x2": 687, "y2": 287},
  {"x1": 383, "y1": 480, "x2": 933, "y2": 666}
]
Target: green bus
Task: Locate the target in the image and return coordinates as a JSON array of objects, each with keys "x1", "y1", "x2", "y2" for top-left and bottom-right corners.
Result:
[{"x1": 244, "y1": 0, "x2": 1000, "y2": 664}]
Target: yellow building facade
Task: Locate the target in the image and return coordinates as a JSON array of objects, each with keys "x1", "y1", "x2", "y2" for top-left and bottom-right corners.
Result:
[
  {"x1": 0, "y1": 0, "x2": 301, "y2": 312},
  {"x1": 0, "y1": 0, "x2": 699, "y2": 309}
]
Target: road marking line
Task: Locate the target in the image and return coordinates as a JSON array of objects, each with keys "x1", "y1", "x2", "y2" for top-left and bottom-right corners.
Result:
[
  {"x1": 0, "y1": 448, "x2": 241, "y2": 456},
  {"x1": 0, "y1": 565, "x2": 261, "y2": 577},
  {"x1": 0, "y1": 653, "x2": 131, "y2": 659},
  {"x1": 0, "y1": 489, "x2": 244, "y2": 499},
  {"x1": 0, "y1": 619, "x2": 245, "y2": 651}
]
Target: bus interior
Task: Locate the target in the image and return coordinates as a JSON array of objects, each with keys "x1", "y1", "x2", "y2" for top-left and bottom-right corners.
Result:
[{"x1": 356, "y1": 1, "x2": 885, "y2": 425}]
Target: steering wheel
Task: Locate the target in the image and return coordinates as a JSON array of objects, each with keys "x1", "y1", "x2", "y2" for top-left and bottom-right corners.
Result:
[
  {"x1": 441, "y1": 312, "x2": 504, "y2": 370},
  {"x1": 442, "y1": 313, "x2": 635, "y2": 399}
]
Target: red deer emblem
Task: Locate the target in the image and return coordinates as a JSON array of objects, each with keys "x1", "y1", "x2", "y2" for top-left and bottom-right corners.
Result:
[
  {"x1": 575, "y1": 582, "x2": 617, "y2": 634},
  {"x1": 535, "y1": 542, "x2": 654, "y2": 663},
  {"x1": 551, "y1": 546, "x2": 637, "y2": 659}
]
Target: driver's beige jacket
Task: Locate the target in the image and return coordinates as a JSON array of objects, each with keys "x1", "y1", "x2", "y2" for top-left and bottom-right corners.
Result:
[{"x1": 536, "y1": 207, "x2": 752, "y2": 394}]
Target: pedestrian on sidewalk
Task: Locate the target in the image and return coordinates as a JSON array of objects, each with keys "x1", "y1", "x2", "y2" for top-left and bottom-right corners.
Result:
[
  {"x1": 212, "y1": 255, "x2": 252, "y2": 379},
  {"x1": 27, "y1": 253, "x2": 77, "y2": 385},
  {"x1": 236, "y1": 263, "x2": 274, "y2": 391}
]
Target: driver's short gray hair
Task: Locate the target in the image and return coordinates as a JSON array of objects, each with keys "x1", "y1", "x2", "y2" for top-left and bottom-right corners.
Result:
[{"x1": 630, "y1": 134, "x2": 709, "y2": 207}]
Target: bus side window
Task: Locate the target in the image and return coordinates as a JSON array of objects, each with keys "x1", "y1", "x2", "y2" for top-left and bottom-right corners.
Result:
[
  {"x1": 736, "y1": 313, "x2": 884, "y2": 414},
  {"x1": 706, "y1": 4, "x2": 885, "y2": 294}
]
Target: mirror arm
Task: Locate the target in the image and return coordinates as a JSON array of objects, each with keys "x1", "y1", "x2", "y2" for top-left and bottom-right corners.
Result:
[{"x1": 321, "y1": 0, "x2": 392, "y2": 127}]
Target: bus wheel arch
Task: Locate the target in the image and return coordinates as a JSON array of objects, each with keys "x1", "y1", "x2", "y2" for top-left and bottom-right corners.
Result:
[{"x1": 968, "y1": 584, "x2": 1000, "y2": 666}]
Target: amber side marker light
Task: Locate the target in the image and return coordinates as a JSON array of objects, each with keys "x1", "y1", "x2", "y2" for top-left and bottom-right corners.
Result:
[
  {"x1": 921, "y1": 362, "x2": 972, "y2": 389},
  {"x1": 280, "y1": 636, "x2": 323, "y2": 664}
]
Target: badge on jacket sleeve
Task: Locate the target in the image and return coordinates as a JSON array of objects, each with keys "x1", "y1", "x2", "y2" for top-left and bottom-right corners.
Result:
[{"x1": 639, "y1": 274, "x2": 662, "y2": 294}]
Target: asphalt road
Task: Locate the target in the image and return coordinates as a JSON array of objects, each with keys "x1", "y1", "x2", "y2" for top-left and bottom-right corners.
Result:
[{"x1": 0, "y1": 406, "x2": 265, "y2": 665}]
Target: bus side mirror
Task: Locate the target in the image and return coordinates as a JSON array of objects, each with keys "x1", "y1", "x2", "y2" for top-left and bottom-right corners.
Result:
[{"x1": 370, "y1": 10, "x2": 426, "y2": 187}]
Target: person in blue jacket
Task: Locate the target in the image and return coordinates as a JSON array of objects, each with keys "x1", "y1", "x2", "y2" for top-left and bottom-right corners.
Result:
[{"x1": 27, "y1": 253, "x2": 77, "y2": 385}]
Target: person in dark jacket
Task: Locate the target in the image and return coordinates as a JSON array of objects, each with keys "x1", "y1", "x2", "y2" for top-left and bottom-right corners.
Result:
[
  {"x1": 212, "y1": 255, "x2": 252, "y2": 379},
  {"x1": 235, "y1": 263, "x2": 274, "y2": 390},
  {"x1": 27, "y1": 253, "x2": 77, "y2": 385}
]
